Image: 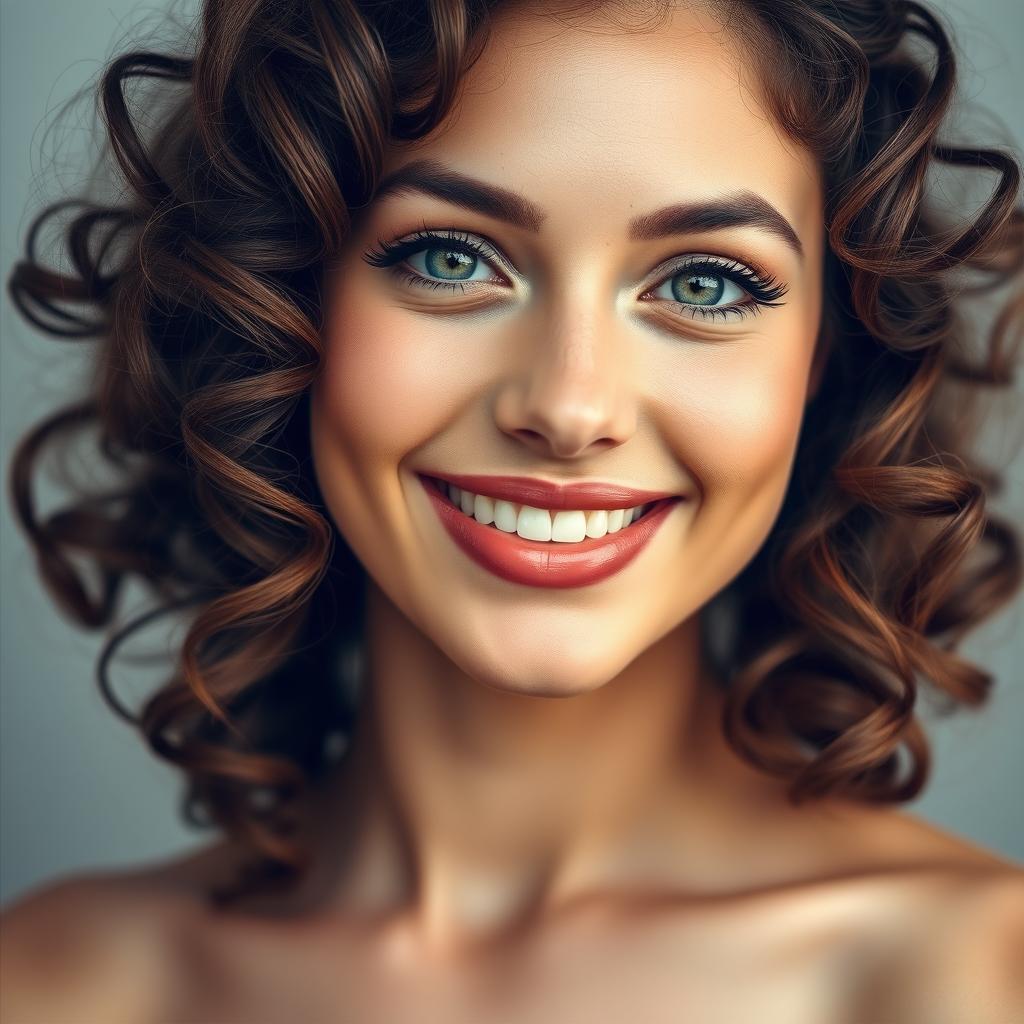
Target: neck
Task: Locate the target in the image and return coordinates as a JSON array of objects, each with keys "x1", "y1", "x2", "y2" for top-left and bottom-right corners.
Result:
[{"x1": 313, "y1": 582, "x2": 790, "y2": 953}]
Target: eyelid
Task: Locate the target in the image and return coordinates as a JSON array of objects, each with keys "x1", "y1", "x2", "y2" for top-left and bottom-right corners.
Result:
[
  {"x1": 365, "y1": 228, "x2": 788, "y2": 319},
  {"x1": 365, "y1": 226, "x2": 516, "y2": 283},
  {"x1": 642, "y1": 253, "x2": 788, "y2": 307}
]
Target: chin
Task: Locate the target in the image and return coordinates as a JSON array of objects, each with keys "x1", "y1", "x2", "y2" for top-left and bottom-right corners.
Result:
[
  {"x1": 450, "y1": 637, "x2": 635, "y2": 700},
  {"x1": 483, "y1": 675, "x2": 604, "y2": 700}
]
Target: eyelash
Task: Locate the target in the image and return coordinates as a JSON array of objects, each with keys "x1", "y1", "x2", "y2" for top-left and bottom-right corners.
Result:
[{"x1": 362, "y1": 228, "x2": 788, "y2": 321}]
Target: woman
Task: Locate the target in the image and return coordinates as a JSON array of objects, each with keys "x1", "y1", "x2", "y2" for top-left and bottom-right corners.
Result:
[{"x1": 2, "y1": 0, "x2": 1022, "y2": 1019}]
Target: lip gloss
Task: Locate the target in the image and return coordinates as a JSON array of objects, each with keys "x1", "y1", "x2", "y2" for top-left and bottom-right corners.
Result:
[{"x1": 420, "y1": 475, "x2": 682, "y2": 589}]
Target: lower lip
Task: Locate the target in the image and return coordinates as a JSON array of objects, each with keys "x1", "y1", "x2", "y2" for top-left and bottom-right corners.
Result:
[{"x1": 419, "y1": 475, "x2": 682, "y2": 589}]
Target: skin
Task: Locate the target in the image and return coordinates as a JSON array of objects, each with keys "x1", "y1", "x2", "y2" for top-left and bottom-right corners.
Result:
[
  {"x1": 2, "y1": 3, "x2": 1023, "y2": 1022},
  {"x1": 305, "y1": 0, "x2": 828, "y2": 954}
]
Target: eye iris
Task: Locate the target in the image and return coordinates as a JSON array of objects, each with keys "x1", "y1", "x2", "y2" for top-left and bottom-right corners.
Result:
[
  {"x1": 425, "y1": 247, "x2": 476, "y2": 280},
  {"x1": 671, "y1": 272, "x2": 724, "y2": 305}
]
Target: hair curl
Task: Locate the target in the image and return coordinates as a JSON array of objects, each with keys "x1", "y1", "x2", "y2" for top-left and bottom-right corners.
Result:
[{"x1": 7, "y1": 0, "x2": 1023, "y2": 905}]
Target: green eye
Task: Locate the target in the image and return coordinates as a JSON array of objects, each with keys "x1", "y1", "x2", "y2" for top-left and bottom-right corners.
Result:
[
  {"x1": 656, "y1": 270, "x2": 742, "y2": 307},
  {"x1": 420, "y1": 247, "x2": 479, "y2": 281},
  {"x1": 643, "y1": 255, "x2": 788, "y2": 321},
  {"x1": 364, "y1": 231, "x2": 789, "y2": 320},
  {"x1": 362, "y1": 228, "x2": 508, "y2": 291}
]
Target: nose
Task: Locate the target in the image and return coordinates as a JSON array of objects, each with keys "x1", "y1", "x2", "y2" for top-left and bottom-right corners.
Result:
[{"x1": 493, "y1": 304, "x2": 638, "y2": 460}]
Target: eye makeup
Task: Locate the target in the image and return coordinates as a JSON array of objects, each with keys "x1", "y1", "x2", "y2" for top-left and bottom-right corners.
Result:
[
  {"x1": 363, "y1": 228, "x2": 511, "y2": 292},
  {"x1": 362, "y1": 226, "x2": 788, "y2": 321}
]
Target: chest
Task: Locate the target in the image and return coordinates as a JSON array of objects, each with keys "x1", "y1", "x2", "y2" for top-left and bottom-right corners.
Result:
[{"x1": 169, "y1": 908, "x2": 900, "y2": 1024}]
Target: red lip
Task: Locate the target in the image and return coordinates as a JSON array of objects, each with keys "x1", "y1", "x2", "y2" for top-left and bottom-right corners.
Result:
[
  {"x1": 419, "y1": 472, "x2": 679, "y2": 510},
  {"x1": 419, "y1": 475, "x2": 682, "y2": 589}
]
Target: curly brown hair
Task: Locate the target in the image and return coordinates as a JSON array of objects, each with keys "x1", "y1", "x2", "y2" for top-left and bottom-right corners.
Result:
[{"x1": 7, "y1": 0, "x2": 1023, "y2": 905}]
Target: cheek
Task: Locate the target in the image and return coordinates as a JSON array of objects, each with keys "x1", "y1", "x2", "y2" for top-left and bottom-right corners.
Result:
[
  {"x1": 311, "y1": 289, "x2": 473, "y2": 585},
  {"x1": 656, "y1": 339, "x2": 810, "y2": 482},
  {"x1": 649, "y1": 336, "x2": 812, "y2": 581},
  {"x1": 705, "y1": 355, "x2": 806, "y2": 486},
  {"x1": 314, "y1": 287, "x2": 464, "y2": 475}
]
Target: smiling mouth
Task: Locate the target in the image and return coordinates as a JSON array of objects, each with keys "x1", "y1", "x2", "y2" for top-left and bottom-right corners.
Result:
[
  {"x1": 418, "y1": 473, "x2": 683, "y2": 589},
  {"x1": 422, "y1": 474, "x2": 662, "y2": 543}
]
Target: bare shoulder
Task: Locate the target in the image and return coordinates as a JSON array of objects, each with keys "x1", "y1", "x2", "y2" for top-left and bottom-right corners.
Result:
[
  {"x1": 0, "y1": 845, "x2": 228, "y2": 1024},
  {"x1": 828, "y1": 808, "x2": 1024, "y2": 1023},
  {"x1": 851, "y1": 862, "x2": 1024, "y2": 1024}
]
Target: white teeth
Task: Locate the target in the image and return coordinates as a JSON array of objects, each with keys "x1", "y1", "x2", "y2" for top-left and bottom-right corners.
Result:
[
  {"x1": 473, "y1": 493, "x2": 495, "y2": 525},
  {"x1": 493, "y1": 499, "x2": 518, "y2": 532},
  {"x1": 517, "y1": 504, "x2": 552, "y2": 542},
  {"x1": 551, "y1": 509, "x2": 587, "y2": 543},
  {"x1": 440, "y1": 480, "x2": 652, "y2": 542},
  {"x1": 585, "y1": 509, "x2": 609, "y2": 538}
]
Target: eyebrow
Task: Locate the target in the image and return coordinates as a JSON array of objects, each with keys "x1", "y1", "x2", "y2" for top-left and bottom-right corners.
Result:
[{"x1": 372, "y1": 158, "x2": 804, "y2": 261}]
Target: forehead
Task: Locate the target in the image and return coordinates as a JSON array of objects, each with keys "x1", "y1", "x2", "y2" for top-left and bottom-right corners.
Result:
[{"x1": 382, "y1": 3, "x2": 822, "y2": 240}]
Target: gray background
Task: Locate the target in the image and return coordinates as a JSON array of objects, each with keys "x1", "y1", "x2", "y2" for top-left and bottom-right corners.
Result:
[{"x1": 2, "y1": 0, "x2": 1022, "y2": 907}]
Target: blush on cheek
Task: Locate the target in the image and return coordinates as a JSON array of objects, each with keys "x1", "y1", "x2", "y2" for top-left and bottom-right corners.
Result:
[
  {"x1": 318, "y1": 301, "x2": 464, "y2": 463},
  {"x1": 656, "y1": 342, "x2": 811, "y2": 496},
  {"x1": 656, "y1": 375, "x2": 806, "y2": 601},
  {"x1": 707, "y1": 359, "x2": 811, "y2": 562},
  {"x1": 718, "y1": 380, "x2": 804, "y2": 473}
]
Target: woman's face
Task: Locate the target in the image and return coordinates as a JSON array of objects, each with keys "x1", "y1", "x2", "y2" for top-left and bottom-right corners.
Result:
[{"x1": 311, "y1": 3, "x2": 824, "y2": 696}]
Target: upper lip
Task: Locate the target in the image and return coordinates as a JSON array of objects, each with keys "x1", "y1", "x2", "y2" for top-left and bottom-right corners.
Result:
[{"x1": 419, "y1": 472, "x2": 682, "y2": 510}]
